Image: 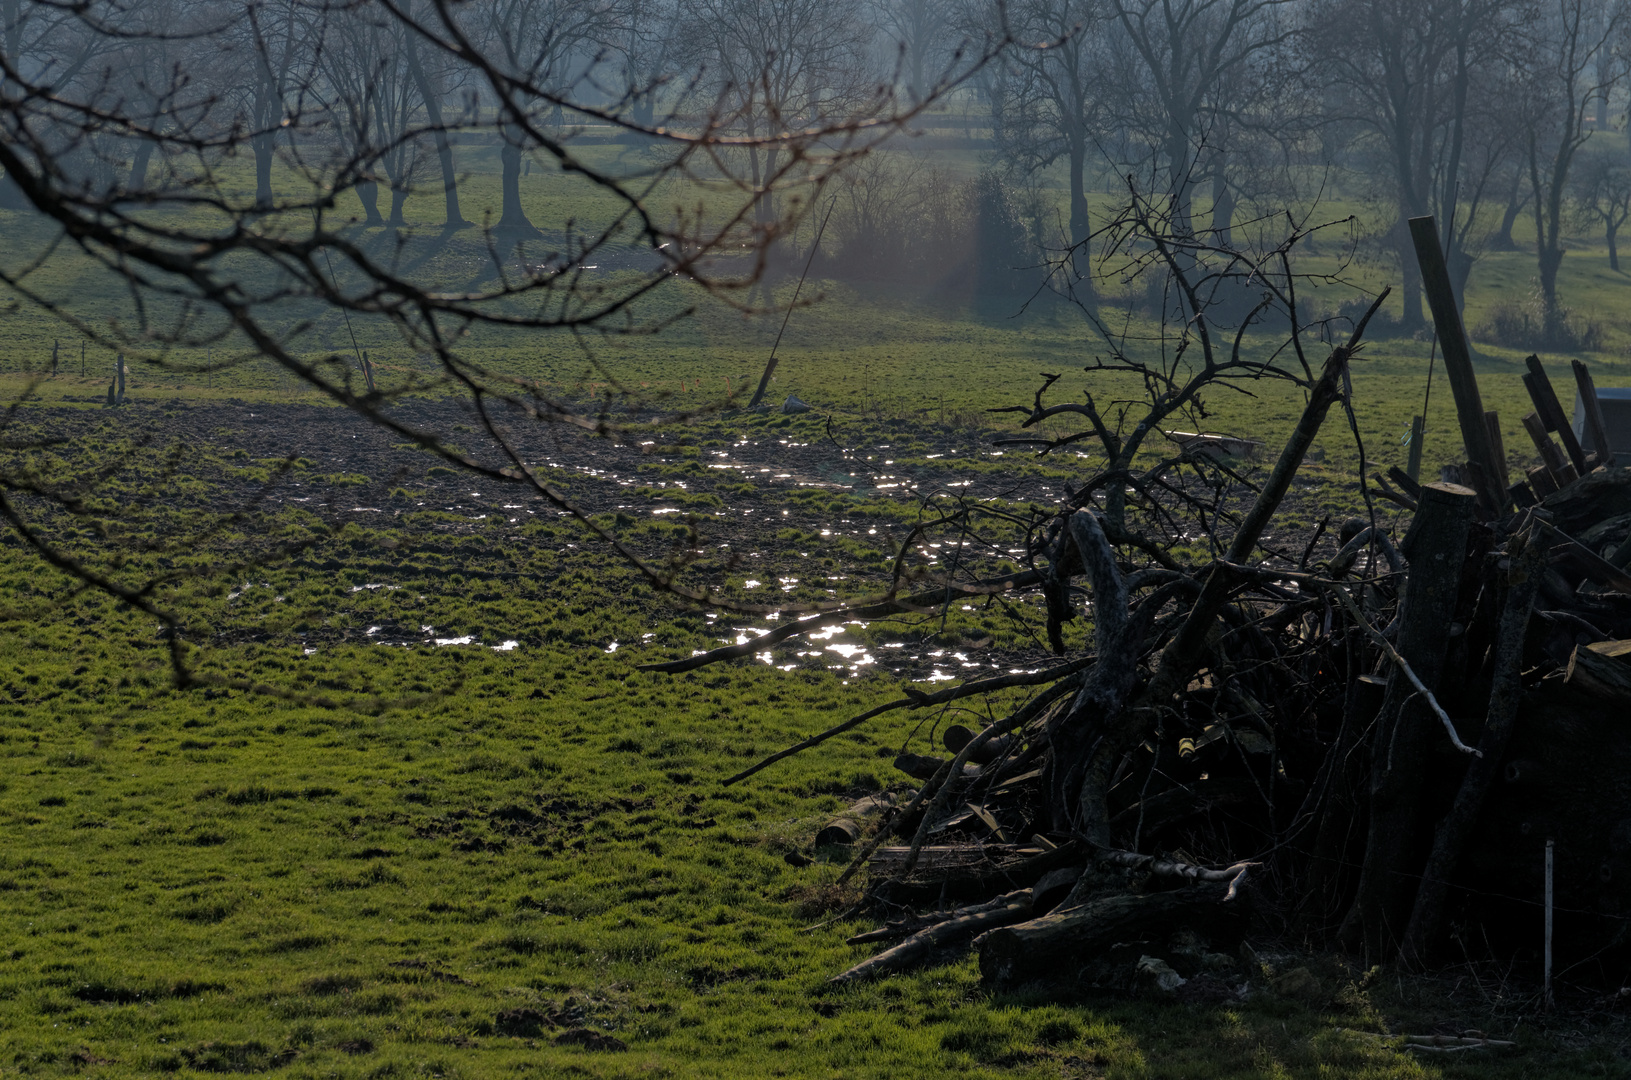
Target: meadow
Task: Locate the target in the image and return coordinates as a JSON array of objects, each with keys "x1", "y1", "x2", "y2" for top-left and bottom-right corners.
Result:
[{"x1": 2, "y1": 130, "x2": 1631, "y2": 1077}]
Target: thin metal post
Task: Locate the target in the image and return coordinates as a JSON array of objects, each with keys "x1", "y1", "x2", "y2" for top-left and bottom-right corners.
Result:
[
  {"x1": 1407, "y1": 415, "x2": 1425, "y2": 482},
  {"x1": 1544, "y1": 838, "x2": 1555, "y2": 1010}
]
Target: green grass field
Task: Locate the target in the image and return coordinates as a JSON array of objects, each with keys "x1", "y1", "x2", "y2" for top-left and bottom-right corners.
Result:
[{"x1": 2, "y1": 131, "x2": 1631, "y2": 1077}]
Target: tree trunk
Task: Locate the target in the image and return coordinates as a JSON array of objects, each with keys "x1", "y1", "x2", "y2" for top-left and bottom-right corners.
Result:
[
  {"x1": 1537, "y1": 244, "x2": 1565, "y2": 332},
  {"x1": 1610, "y1": 220, "x2": 1620, "y2": 272},
  {"x1": 127, "y1": 139, "x2": 155, "y2": 194},
  {"x1": 1492, "y1": 171, "x2": 1527, "y2": 252},
  {"x1": 357, "y1": 179, "x2": 384, "y2": 225},
  {"x1": 1211, "y1": 163, "x2": 1234, "y2": 249},
  {"x1": 1394, "y1": 225, "x2": 1424, "y2": 330},
  {"x1": 253, "y1": 132, "x2": 275, "y2": 210},
  {"x1": 1340, "y1": 481, "x2": 1478, "y2": 963},
  {"x1": 1067, "y1": 136, "x2": 1096, "y2": 310},
  {"x1": 388, "y1": 184, "x2": 409, "y2": 227},
  {"x1": 497, "y1": 132, "x2": 535, "y2": 232},
  {"x1": 402, "y1": 30, "x2": 469, "y2": 228}
]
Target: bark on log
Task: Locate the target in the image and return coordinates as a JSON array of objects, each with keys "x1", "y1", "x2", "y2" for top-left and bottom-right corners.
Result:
[
  {"x1": 1565, "y1": 639, "x2": 1631, "y2": 707},
  {"x1": 1542, "y1": 467, "x2": 1631, "y2": 533},
  {"x1": 1341, "y1": 481, "x2": 1477, "y2": 961},
  {"x1": 1400, "y1": 525, "x2": 1545, "y2": 967},
  {"x1": 977, "y1": 884, "x2": 1244, "y2": 987}
]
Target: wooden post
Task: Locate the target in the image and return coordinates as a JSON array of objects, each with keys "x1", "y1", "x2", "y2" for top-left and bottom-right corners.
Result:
[
  {"x1": 1522, "y1": 356, "x2": 1588, "y2": 474},
  {"x1": 1409, "y1": 216, "x2": 1506, "y2": 513},
  {"x1": 1573, "y1": 359, "x2": 1613, "y2": 466},
  {"x1": 1341, "y1": 481, "x2": 1478, "y2": 962},
  {"x1": 1484, "y1": 411, "x2": 1508, "y2": 488},
  {"x1": 1407, "y1": 415, "x2": 1425, "y2": 482},
  {"x1": 1400, "y1": 526, "x2": 1544, "y2": 966}
]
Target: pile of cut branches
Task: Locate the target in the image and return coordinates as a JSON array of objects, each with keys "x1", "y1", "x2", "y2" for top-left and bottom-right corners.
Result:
[{"x1": 648, "y1": 208, "x2": 1631, "y2": 991}]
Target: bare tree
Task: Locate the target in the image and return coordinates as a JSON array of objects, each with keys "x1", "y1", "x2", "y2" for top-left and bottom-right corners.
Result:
[
  {"x1": 1102, "y1": 0, "x2": 1299, "y2": 242},
  {"x1": 1515, "y1": 0, "x2": 1625, "y2": 337},
  {"x1": 969, "y1": 0, "x2": 1103, "y2": 305},
  {"x1": 318, "y1": 4, "x2": 431, "y2": 226},
  {"x1": 873, "y1": 0, "x2": 953, "y2": 101},
  {"x1": 459, "y1": 0, "x2": 637, "y2": 233},
  {"x1": 1304, "y1": 0, "x2": 1525, "y2": 328},
  {"x1": 1572, "y1": 144, "x2": 1631, "y2": 270},
  {"x1": 400, "y1": 0, "x2": 475, "y2": 228},
  {"x1": 674, "y1": 0, "x2": 878, "y2": 235}
]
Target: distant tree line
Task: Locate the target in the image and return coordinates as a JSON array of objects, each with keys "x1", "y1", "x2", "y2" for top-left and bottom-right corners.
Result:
[{"x1": 4, "y1": 0, "x2": 1631, "y2": 340}]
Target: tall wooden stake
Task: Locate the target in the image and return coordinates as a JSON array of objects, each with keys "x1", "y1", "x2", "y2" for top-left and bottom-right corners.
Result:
[
  {"x1": 1408, "y1": 216, "x2": 1506, "y2": 513},
  {"x1": 1407, "y1": 415, "x2": 1425, "y2": 482}
]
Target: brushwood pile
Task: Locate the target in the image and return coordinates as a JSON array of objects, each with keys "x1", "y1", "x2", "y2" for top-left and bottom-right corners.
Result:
[{"x1": 655, "y1": 335, "x2": 1631, "y2": 995}]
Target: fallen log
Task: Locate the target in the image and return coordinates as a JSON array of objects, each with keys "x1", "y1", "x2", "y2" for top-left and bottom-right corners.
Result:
[
  {"x1": 832, "y1": 888, "x2": 1034, "y2": 983},
  {"x1": 1565, "y1": 639, "x2": 1631, "y2": 707},
  {"x1": 977, "y1": 883, "x2": 1245, "y2": 987},
  {"x1": 815, "y1": 793, "x2": 899, "y2": 847}
]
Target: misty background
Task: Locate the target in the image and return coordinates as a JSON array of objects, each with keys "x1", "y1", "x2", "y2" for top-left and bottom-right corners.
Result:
[{"x1": 2, "y1": 0, "x2": 1630, "y2": 359}]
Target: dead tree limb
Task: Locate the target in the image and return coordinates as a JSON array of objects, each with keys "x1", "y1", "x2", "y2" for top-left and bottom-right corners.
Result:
[
  {"x1": 1095, "y1": 849, "x2": 1258, "y2": 901},
  {"x1": 722, "y1": 655, "x2": 1095, "y2": 786},
  {"x1": 1322, "y1": 580, "x2": 1479, "y2": 757},
  {"x1": 830, "y1": 888, "x2": 1033, "y2": 983}
]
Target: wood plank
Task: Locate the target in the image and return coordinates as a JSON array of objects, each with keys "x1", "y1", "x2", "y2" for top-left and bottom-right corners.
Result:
[
  {"x1": 1387, "y1": 465, "x2": 1423, "y2": 500},
  {"x1": 1484, "y1": 410, "x2": 1510, "y2": 487},
  {"x1": 1574, "y1": 359, "x2": 1614, "y2": 466},
  {"x1": 1409, "y1": 216, "x2": 1506, "y2": 512},
  {"x1": 1525, "y1": 355, "x2": 1590, "y2": 474},
  {"x1": 1521, "y1": 411, "x2": 1568, "y2": 470}
]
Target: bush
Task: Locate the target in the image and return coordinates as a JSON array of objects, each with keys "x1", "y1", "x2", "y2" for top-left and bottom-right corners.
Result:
[
  {"x1": 1472, "y1": 286, "x2": 1604, "y2": 352},
  {"x1": 813, "y1": 158, "x2": 1042, "y2": 299}
]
